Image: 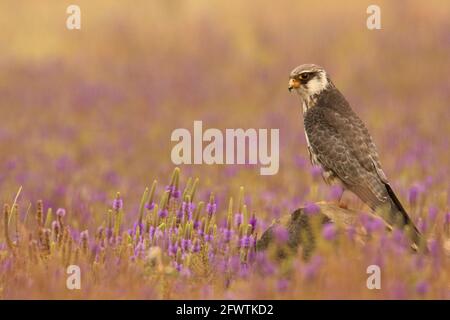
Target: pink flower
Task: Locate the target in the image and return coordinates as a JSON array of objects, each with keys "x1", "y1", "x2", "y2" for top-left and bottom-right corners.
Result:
[{"x1": 322, "y1": 223, "x2": 337, "y2": 241}]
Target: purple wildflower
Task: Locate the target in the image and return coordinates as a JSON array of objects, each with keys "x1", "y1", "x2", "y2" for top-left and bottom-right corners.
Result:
[
  {"x1": 234, "y1": 213, "x2": 243, "y2": 226},
  {"x1": 240, "y1": 235, "x2": 251, "y2": 248},
  {"x1": 295, "y1": 155, "x2": 308, "y2": 168},
  {"x1": 134, "y1": 241, "x2": 145, "y2": 258},
  {"x1": 204, "y1": 232, "x2": 214, "y2": 242},
  {"x1": 96, "y1": 225, "x2": 104, "y2": 236},
  {"x1": 392, "y1": 229, "x2": 408, "y2": 252},
  {"x1": 303, "y1": 255, "x2": 323, "y2": 281},
  {"x1": 310, "y1": 165, "x2": 323, "y2": 179},
  {"x1": 192, "y1": 239, "x2": 201, "y2": 253},
  {"x1": 113, "y1": 198, "x2": 123, "y2": 211},
  {"x1": 80, "y1": 230, "x2": 89, "y2": 240},
  {"x1": 106, "y1": 227, "x2": 113, "y2": 239},
  {"x1": 322, "y1": 223, "x2": 337, "y2": 241},
  {"x1": 408, "y1": 184, "x2": 423, "y2": 205},
  {"x1": 428, "y1": 206, "x2": 438, "y2": 222},
  {"x1": 255, "y1": 252, "x2": 276, "y2": 275},
  {"x1": 176, "y1": 205, "x2": 184, "y2": 220},
  {"x1": 277, "y1": 279, "x2": 289, "y2": 292},
  {"x1": 249, "y1": 214, "x2": 257, "y2": 231},
  {"x1": 145, "y1": 202, "x2": 155, "y2": 210},
  {"x1": 56, "y1": 208, "x2": 66, "y2": 218},
  {"x1": 166, "y1": 185, "x2": 180, "y2": 198},
  {"x1": 223, "y1": 228, "x2": 233, "y2": 243},
  {"x1": 51, "y1": 221, "x2": 60, "y2": 238},
  {"x1": 91, "y1": 243, "x2": 100, "y2": 257},
  {"x1": 149, "y1": 226, "x2": 155, "y2": 239},
  {"x1": 206, "y1": 202, "x2": 217, "y2": 217},
  {"x1": 370, "y1": 218, "x2": 385, "y2": 233},
  {"x1": 174, "y1": 262, "x2": 183, "y2": 272},
  {"x1": 415, "y1": 280, "x2": 428, "y2": 295},
  {"x1": 428, "y1": 239, "x2": 440, "y2": 260},
  {"x1": 168, "y1": 241, "x2": 178, "y2": 256},
  {"x1": 239, "y1": 263, "x2": 249, "y2": 278},
  {"x1": 126, "y1": 228, "x2": 134, "y2": 237},
  {"x1": 180, "y1": 266, "x2": 191, "y2": 277},
  {"x1": 229, "y1": 255, "x2": 241, "y2": 273},
  {"x1": 182, "y1": 201, "x2": 194, "y2": 221},
  {"x1": 154, "y1": 228, "x2": 163, "y2": 239},
  {"x1": 179, "y1": 201, "x2": 188, "y2": 217},
  {"x1": 304, "y1": 202, "x2": 320, "y2": 215},
  {"x1": 181, "y1": 238, "x2": 191, "y2": 251},
  {"x1": 273, "y1": 225, "x2": 289, "y2": 243},
  {"x1": 392, "y1": 229, "x2": 404, "y2": 243},
  {"x1": 158, "y1": 208, "x2": 168, "y2": 218},
  {"x1": 172, "y1": 189, "x2": 181, "y2": 199},
  {"x1": 165, "y1": 185, "x2": 175, "y2": 194},
  {"x1": 328, "y1": 185, "x2": 343, "y2": 201},
  {"x1": 197, "y1": 227, "x2": 204, "y2": 238},
  {"x1": 133, "y1": 222, "x2": 144, "y2": 235},
  {"x1": 413, "y1": 256, "x2": 425, "y2": 270}
]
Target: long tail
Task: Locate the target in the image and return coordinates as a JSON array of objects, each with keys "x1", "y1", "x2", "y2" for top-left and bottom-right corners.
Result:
[{"x1": 384, "y1": 183, "x2": 422, "y2": 247}]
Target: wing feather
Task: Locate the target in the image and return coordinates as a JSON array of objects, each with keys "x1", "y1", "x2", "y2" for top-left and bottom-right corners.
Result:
[
  {"x1": 304, "y1": 105, "x2": 387, "y2": 208},
  {"x1": 324, "y1": 110, "x2": 388, "y2": 183}
]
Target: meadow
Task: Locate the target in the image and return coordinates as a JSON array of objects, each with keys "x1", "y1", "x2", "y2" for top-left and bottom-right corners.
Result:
[{"x1": 0, "y1": 0, "x2": 448, "y2": 299}]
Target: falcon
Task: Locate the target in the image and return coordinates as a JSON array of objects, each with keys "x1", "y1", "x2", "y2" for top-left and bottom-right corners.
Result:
[{"x1": 288, "y1": 64, "x2": 421, "y2": 245}]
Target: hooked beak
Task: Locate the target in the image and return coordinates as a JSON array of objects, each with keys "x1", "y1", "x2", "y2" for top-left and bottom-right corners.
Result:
[{"x1": 288, "y1": 78, "x2": 300, "y2": 92}]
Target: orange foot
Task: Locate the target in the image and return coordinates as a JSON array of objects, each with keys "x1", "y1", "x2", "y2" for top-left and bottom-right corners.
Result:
[{"x1": 338, "y1": 200, "x2": 349, "y2": 209}]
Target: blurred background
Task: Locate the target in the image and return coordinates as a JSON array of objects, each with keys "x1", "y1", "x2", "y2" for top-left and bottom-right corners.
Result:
[{"x1": 0, "y1": 0, "x2": 448, "y2": 229}]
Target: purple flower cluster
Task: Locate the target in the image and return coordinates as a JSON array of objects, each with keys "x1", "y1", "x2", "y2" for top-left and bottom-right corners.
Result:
[
  {"x1": 113, "y1": 198, "x2": 123, "y2": 211},
  {"x1": 206, "y1": 202, "x2": 217, "y2": 217}
]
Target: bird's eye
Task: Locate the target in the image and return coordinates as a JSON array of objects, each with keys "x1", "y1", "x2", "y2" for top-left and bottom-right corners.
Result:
[{"x1": 299, "y1": 73, "x2": 309, "y2": 80}]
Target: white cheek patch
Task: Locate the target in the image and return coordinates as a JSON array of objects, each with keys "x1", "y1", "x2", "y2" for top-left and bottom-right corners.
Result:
[{"x1": 306, "y1": 72, "x2": 328, "y2": 95}]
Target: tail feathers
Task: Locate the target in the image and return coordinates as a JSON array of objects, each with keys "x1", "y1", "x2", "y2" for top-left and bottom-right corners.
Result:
[{"x1": 384, "y1": 184, "x2": 422, "y2": 247}]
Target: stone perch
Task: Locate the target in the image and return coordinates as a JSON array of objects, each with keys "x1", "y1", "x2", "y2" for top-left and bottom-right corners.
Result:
[{"x1": 256, "y1": 202, "x2": 392, "y2": 260}]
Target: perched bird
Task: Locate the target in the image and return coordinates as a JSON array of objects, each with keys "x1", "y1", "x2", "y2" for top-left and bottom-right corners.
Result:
[{"x1": 288, "y1": 64, "x2": 421, "y2": 245}]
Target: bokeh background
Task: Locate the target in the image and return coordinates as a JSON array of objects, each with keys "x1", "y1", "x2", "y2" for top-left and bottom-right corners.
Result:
[{"x1": 0, "y1": 0, "x2": 448, "y2": 299}]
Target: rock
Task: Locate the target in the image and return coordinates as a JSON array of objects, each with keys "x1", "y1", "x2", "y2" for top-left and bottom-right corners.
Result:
[{"x1": 256, "y1": 202, "x2": 389, "y2": 260}]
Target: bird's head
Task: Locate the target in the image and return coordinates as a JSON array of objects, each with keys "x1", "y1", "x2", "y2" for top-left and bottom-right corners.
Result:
[{"x1": 288, "y1": 64, "x2": 330, "y2": 99}]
